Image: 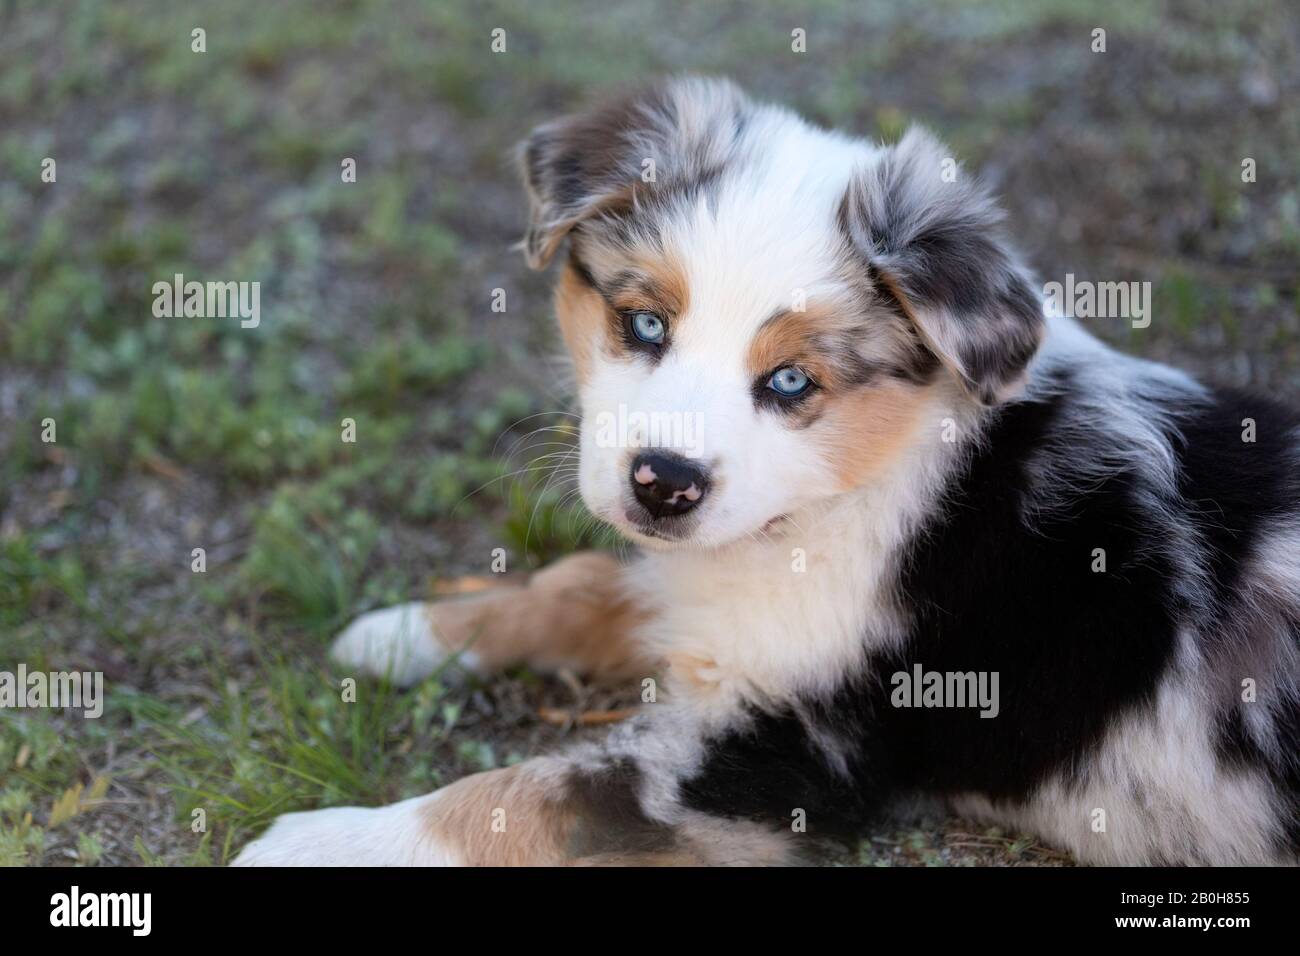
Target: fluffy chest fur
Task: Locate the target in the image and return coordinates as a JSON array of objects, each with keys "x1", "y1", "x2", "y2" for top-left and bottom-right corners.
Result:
[{"x1": 626, "y1": 382, "x2": 974, "y2": 723}]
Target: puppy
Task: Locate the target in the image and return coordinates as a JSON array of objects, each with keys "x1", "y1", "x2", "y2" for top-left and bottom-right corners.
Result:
[{"x1": 236, "y1": 78, "x2": 1300, "y2": 866}]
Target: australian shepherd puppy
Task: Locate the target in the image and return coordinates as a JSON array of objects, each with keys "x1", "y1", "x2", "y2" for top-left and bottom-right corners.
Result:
[{"x1": 236, "y1": 78, "x2": 1300, "y2": 867}]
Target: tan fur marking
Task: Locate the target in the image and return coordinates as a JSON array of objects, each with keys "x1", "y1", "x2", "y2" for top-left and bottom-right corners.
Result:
[
  {"x1": 616, "y1": 250, "x2": 690, "y2": 320},
  {"x1": 815, "y1": 381, "x2": 933, "y2": 490},
  {"x1": 554, "y1": 264, "x2": 604, "y2": 385},
  {"x1": 748, "y1": 305, "x2": 829, "y2": 380},
  {"x1": 572, "y1": 237, "x2": 691, "y2": 359},
  {"x1": 665, "y1": 650, "x2": 725, "y2": 694},
  {"x1": 424, "y1": 762, "x2": 798, "y2": 866},
  {"x1": 745, "y1": 303, "x2": 860, "y2": 386},
  {"x1": 424, "y1": 762, "x2": 574, "y2": 866},
  {"x1": 427, "y1": 551, "x2": 658, "y2": 679}
]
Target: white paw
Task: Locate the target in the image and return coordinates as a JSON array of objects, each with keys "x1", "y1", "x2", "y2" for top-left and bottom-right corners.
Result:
[
  {"x1": 330, "y1": 602, "x2": 478, "y2": 686},
  {"x1": 232, "y1": 795, "x2": 459, "y2": 866}
]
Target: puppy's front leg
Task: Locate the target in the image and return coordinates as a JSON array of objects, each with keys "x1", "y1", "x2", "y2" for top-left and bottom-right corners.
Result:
[
  {"x1": 232, "y1": 755, "x2": 670, "y2": 866},
  {"x1": 330, "y1": 551, "x2": 656, "y2": 685},
  {"x1": 230, "y1": 761, "x2": 576, "y2": 866},
  {"x1": 233, "y1": 712, "x2": 810, "y2": 866}
]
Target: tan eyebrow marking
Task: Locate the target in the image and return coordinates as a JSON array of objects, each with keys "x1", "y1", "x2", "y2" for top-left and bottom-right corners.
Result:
[
  {"x1": 746, "y1": 303, "x2": 872, "y2": 388},
  {"x1": 570, "y1": 238, "x2": 691, "y2": 359},
  {"x1": 605, "y1": 252, "x2": 690, "y2": 320},
  {"x1": 554, "y1": 262, "x2": 605, "y2": 385},
  {"x1": 555, "y1": 248, "x2": 691, "y2": 373}
]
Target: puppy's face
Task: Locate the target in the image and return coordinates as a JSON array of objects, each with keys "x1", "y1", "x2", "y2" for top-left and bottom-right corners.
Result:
[
  {"x1": 521, "y1": 79, "x2": 1042, "y2": 549},
  {"x1": 551, "y1": 173, "x2": 936, "y2": 550}
]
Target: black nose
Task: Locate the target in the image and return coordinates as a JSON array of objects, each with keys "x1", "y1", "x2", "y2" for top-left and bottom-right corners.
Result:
[{"x1": 630, "y1": 453, "x2": 710, "y2": 519}]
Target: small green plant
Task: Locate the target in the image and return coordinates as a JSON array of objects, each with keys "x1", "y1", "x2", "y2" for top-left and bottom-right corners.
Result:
[
  {"x1": 241, "y1": 484, "x2": 379, "y2": 636},
  {"x1": 144, "y1": 643, "x2": 473, "y2": 864}
]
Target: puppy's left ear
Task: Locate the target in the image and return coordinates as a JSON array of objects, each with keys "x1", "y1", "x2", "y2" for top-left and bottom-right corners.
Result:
[
  {"x1": 515, "y1": 92, "x2": 648, "y2": 270},
  {"x1": 842, "y1": 127, "x2": 1043, "y2": 405},
  {"x1": 517, "y1": 77, "x2": 749, "y2": 270}
]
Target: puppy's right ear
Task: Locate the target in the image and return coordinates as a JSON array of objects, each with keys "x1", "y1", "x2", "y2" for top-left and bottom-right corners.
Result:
[
  {"x1": 841, "y1": 127, "x2": 1043, "y2": 405},
  {"x1": 517, "y1": 90, "x2": 660, "y2": 270},
  {"x1": 517, "y1": 77, "x2": 748, "y2": 269}
]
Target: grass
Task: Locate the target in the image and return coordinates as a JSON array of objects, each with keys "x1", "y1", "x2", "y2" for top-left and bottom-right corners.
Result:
[
  {"x1": 144, "y1": 648, "x2": 469, "y2": 863},
  {"x1": 1, "y1": 0, "x2": 1297, "y2": 865}
]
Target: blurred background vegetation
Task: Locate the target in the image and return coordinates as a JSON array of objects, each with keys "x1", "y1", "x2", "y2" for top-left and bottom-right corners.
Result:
[{"x1": 0, "y1": 0, "x2": 1296, "y2": 865}]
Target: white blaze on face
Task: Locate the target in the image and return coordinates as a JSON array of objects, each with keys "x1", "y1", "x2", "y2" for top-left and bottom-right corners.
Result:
[{"x1": 576, "y1": 117, "x2": 875, "y2": 548}]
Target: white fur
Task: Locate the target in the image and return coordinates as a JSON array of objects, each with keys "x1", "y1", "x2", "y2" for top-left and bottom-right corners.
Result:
[
  {"x1": 330, "y1": 602, "x2": 481, "y2": 687},
  {"x1": 232, "y1": 792, "x2": 459, "y2": 866},
  {"x1": 952, "y1": 668, "x2": 1289, "y2": 865}
]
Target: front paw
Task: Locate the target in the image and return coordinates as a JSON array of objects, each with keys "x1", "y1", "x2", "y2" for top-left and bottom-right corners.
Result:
[
  {"x1": 232, "y1": 795, "x2": 458, "y2": 866},
  {"x1": 330, "y1": 602, "x2": 472, "y2": 687}
]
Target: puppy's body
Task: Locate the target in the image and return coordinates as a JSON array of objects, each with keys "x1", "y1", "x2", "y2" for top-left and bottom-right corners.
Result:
[
  {"x1": 638, "y1": 317, "x2": 1300, "y2": 865},
  {"x1": 236, "y1": 79, "x2": 1300, "y2": 866}
]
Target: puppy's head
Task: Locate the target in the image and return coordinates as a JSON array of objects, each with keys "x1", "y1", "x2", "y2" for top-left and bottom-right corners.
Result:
[{"x1": 519, "y1": 77, "x2": 1041, "y2": 549}]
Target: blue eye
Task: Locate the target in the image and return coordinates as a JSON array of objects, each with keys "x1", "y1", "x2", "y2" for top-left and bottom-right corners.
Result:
[
  {"x1": 629, "y1": 311, "x2": 666, "y2": 345},
  {"x1": 768, "y1": 367, "x2": 811, "y2": 397}
]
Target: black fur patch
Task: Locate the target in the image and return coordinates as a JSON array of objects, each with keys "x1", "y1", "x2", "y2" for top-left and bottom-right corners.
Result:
[
  {"x1": 1172, "y1": 388, "x2": 1300, "y2": 613},
  {"x1": 873, "y1": 383, "x2": 1180, "y2": 798},
  {"x1": 677, "y1": 697, "x2": 879, "y2": 840},
  {"x1": 566, "y1": 758, "x2": 678, "y2": 858}
]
